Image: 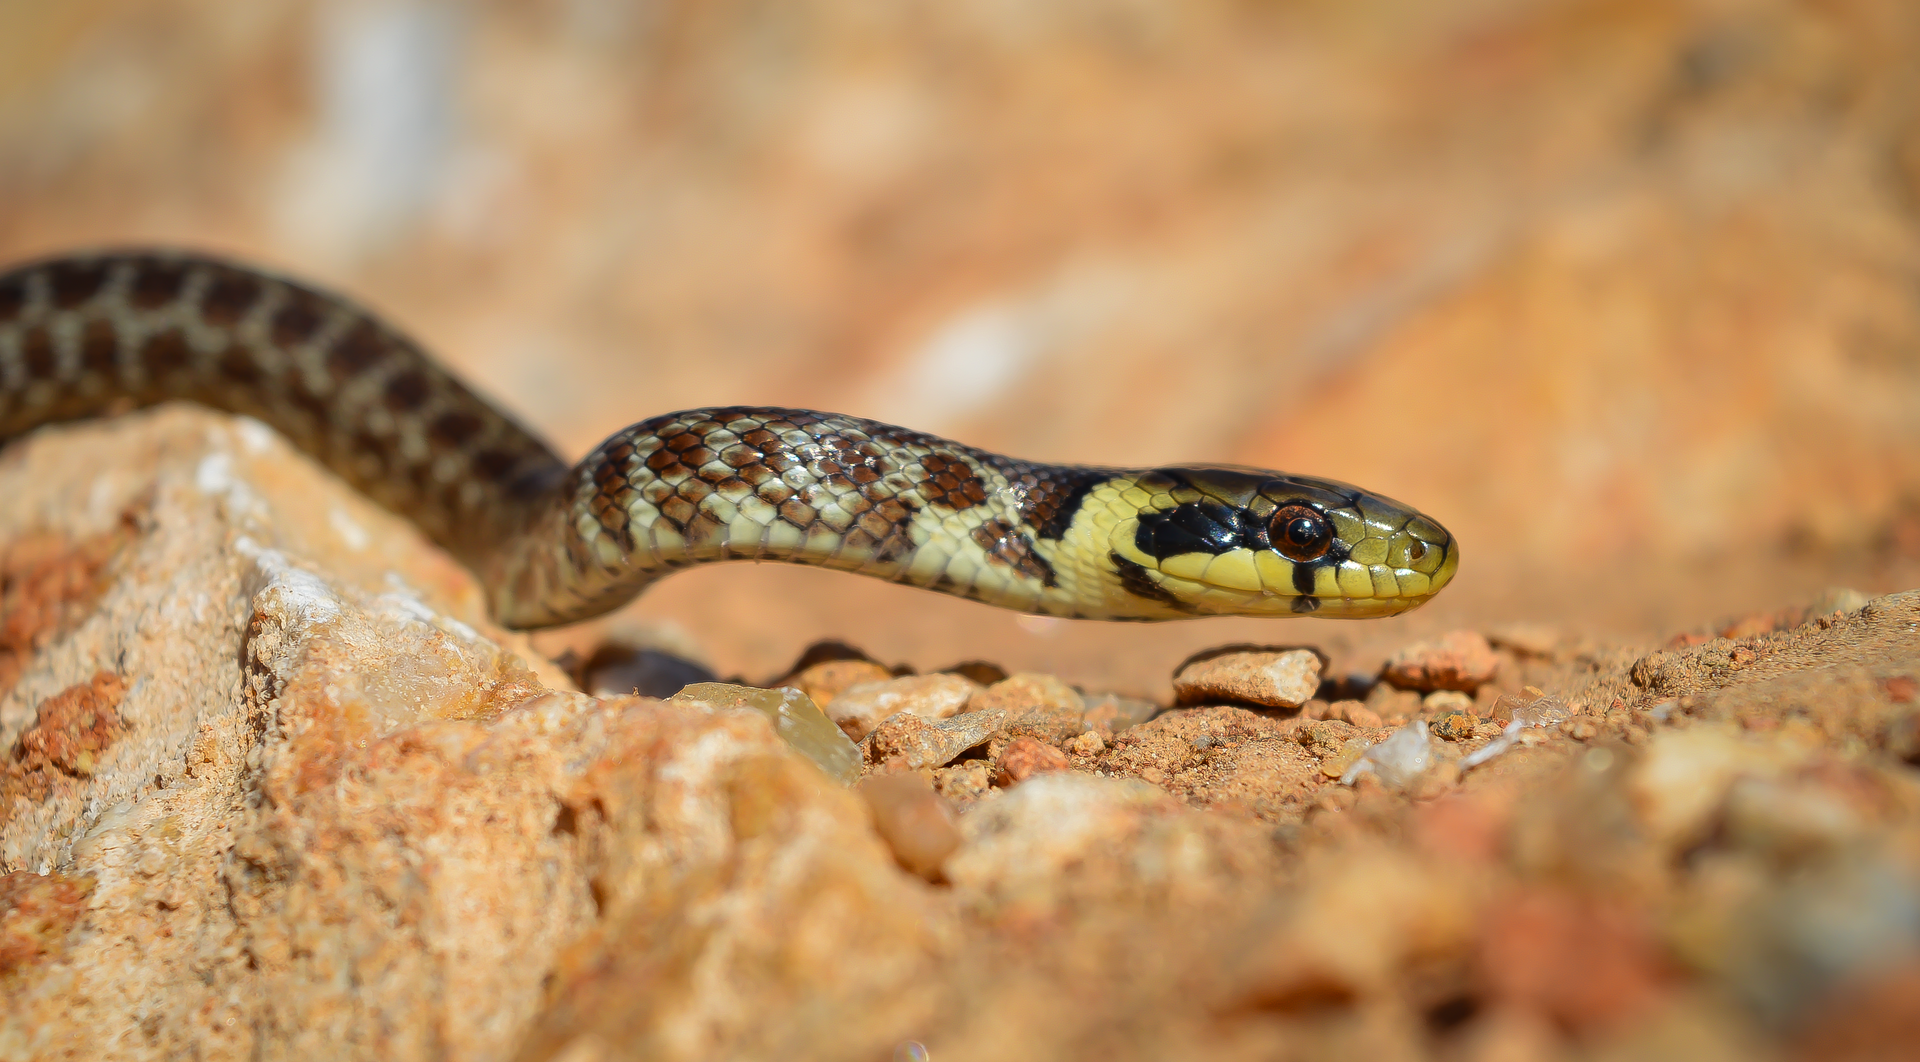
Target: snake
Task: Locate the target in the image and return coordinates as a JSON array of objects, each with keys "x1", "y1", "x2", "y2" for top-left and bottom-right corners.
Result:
[{"x1": 0, "y1": 250, "x2": 1458, "y2": 629}]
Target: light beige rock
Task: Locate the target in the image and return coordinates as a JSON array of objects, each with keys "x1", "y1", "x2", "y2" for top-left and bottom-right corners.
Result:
[
  {"x1": 862, "y1": 708, "x2": 1009, "y2": 773},
  {"x1": 1173, "y1": 648, "x2": 1324, "y2": 708},
  {"x1": 824, "y1": 672, "x2": 980, "y2": 741},
  {"x1": 0, "y1": 409, "x2": 949, "y2": 1062}
]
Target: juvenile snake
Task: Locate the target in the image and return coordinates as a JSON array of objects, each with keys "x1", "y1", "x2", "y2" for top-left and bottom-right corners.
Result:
[{"x1": 0, "y1": 251, "x2": 1458, "y2": 628}]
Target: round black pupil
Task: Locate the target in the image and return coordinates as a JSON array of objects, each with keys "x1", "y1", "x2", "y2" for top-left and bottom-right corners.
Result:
[{"x1": 1286, "y1": 516, "x2": 1322, "y2": 546}]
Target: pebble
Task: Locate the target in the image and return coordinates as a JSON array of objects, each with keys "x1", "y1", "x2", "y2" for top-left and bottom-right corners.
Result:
[
  {"x1": 1431, "y1": 710, "x2": 1476, "y2": 740},
  {"x1": 1067, "y1": 730, "x2": 1106, "y2": 757},
  {"x1": 1171, "y1": 647, "x2": 1323, "y2": 708},
  {"x1": 856, "y1": 773, "x2": 963, "y2": 881},
  {"x1": 784, "y1": 657, "x2": 895, "y2": 707},
  {"x1": 1381, "y1": 631, "x2": 1500, "y2": 692},
  {"x1": 973, "y1": 673, "x2": 1087, "y2": 744},
  {"x1": 1485, "y1": 622, "x2": 1562, "y2": 657},
  {"x1": 1423, "y1": 689, "x2": 1474, "y2": 715},
  {"x1": 862, "y1": 707, "x2": 1009, "y2": 773},
  {"x1": 670, "y1": 682, "x2": 862, "y2": 785},
  {"x1": 996, "y1": 736, "x2": 1070, "y2": 785},
  {"x1": 1328, "y1": 700, "x2": 1383, "y2": 728},
  {"x1": 823, "y1": 673, "x2": 980, "y2": 741},
  {"x1": 1079, "y1": 691, "x2": 1159, "y2": 734}
]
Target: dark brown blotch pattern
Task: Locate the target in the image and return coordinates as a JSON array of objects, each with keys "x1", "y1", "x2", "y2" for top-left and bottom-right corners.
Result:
[
  {"x1": 128, "y1": 260, "x2": 188, "y2": 310},
  {"x1": 48, "y1": 261, "x2": 108, "y2": 309},
  {"x1": 199, "y1": 270, "x2": 262, "y2": 327},
  {"x1": 970, "y1": 518, "x2": 1057, "y2": 585}
]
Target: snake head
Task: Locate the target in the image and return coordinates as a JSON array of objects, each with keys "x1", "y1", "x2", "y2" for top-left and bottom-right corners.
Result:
[{"x1": 1094, "y1": 468, "x2": 1458, "y2": 618}]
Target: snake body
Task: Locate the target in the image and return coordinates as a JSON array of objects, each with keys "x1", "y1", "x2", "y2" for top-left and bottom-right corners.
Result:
[{"x1": 0, "y1": 251, "x2": 1458, "y2": 628}]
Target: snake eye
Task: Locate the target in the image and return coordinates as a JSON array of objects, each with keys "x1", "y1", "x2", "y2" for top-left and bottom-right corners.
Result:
[{"x1": 1269, "y1": 504, "x2": 1333, "y2": 562}]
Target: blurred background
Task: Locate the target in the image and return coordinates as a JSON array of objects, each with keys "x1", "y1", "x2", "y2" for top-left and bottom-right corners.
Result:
[{"x1": 3, "y1": 0, "x2": 1918, "y2": 693}]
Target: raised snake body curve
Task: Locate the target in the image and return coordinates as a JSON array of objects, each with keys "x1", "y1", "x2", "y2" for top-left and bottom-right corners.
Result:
[{"x1": 0, "y1": 251, "x2": 1458, "y2": 628}]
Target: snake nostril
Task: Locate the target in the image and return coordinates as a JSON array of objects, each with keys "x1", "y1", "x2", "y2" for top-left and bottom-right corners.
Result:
[{"x1": 1408, "y1": 540, "x2": 1427, "y2": 563}]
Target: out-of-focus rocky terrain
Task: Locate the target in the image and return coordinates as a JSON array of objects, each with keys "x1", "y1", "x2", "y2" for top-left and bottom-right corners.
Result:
[{"x1": 5, "y1": 1, "x2": 1920, "y2": 1060}]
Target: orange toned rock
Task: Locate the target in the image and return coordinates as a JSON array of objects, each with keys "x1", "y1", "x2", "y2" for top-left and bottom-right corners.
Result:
[
  {"x1": 857, "y1": 772, "x2": 962, "y2": 881},
  {"x1": 995, "y1": 736, "x2": 1070, "y2": 785},
  {"x1": 1382, "y1": 631, "x2": 1500, "y2": 693},
  {"x1": 972, "y1": 672, "x2": 1087, "y2": 744},
  {"x1": 0, "y1": 871, "x2": 94, "y2": 975},
  {"x1": 1172, "y1": 647, "x2": 1324, "y2": 708},
  {"x1": 782, "y1": 657, "x2": 895, "y2": 708}
]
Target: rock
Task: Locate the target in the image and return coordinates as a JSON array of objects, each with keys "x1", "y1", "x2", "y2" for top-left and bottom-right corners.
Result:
[
  {"x1": 1171, "y1": 646, "x2": 1324, "y2": 708},
  {"x1": 1485, "y1": 623, "x2": 1563, "y2": 657},
  {"x1": 0, "y1": 408, "x2": 949, "y2": 1060},
  {"x1": 1625, "y1": 724, "x2": 1812, "y2": 852},
  {"x1": 822, "y1": 673, "x2": 980, "y2": 741},
  {"x1": 1067, "y1": 730, "x2": 1106, "y2": 757},
  {"x1": 780, "y1": 655, "x2": 895, "y2": 708},
  {"x1": 1079, "y1": 691, "x2": 1160, "y2": 735},
  {"x1": 971, "y1": 672, "x2": 1086, "y2": 744},
  {"x1": 1382, "y1": 631, "x2": 1501, "y2": 692},
  {"x1": 1431, "y1": 710, "x2": 1477, "y2": 741},
  {"x1": 856, "y1": 772, "x2": 963, "y2": 881},
  {"x1": 669, "y1": 682, "x2": 863, "y2": 785},
  {"x1": 995, "y1": 736, "x2": 1070, "y2": 785},
  {"x1": 861, "y1": 707, "x2": 1008, "y2": 773},
  {"x1": 1424, "y1": 689, "x2": 1474, "y2": 716},
  {"x1": 1329, "y1": 699, "x2": 1383, "y2": 728}
]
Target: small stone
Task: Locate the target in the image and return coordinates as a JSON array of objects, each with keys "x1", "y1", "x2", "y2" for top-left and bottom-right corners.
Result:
[
  {"x1": 1381, "y1": 631, "x2": 1500, "y2": 692},
  {"x1": 857, "y1": 773, "x2": 962, "y2": 881},
  {"x1": 995, "y1": 736, "x2": 1070, "y2": 785},
  {"x1": 1364, "y1": 682, "x2": 1423, "y2": 723},
  {"x1": 1067, "y1": 730, "x2": 1105, "y2": 757},
  {"x1": 931, "y1": 763, "x2": 992, "y2": 804},
  {"x1": 784, "y1": 657, "x2": 896, "y2": 707},
  {"x1": 1298, "y1": 698, "x2": 1332, "y2": 720},
  {"x1": 1172, "y1": 647, "x2": 1324, "y2": 708},
  {"x1": 862, "y1": 707, "x2": 1009, "y2": 773},
  {"x1": 1431, "y1": 710, "x2": 1476, "y2": 740},
  {"x1": 1079, "y1": 691, "x2": 1159, "y2": 734},
  {"x1": 823, "y1": 673, "x2": 980, "y2": 741},
  {"x1": 670, "y1": 682, "x2": 862, "y2": 785},
  {"x1": 1485, "y1": 623, "x2": 1562, "y2": 657},
  {"x1": 1424, "y1": 689, "x2": 1473, "y2": 715},
  {"x1": 1333, "y1": 701, "x2": 1383, "y2": 728},
  {"x1": 1883, "y1": 675, "x2": 1917, "y2": 704},
  {"x1": 973, "y1": 673, "x2": 1087, "y2": 744},
  {"x1": 1320, "y1": 739, "x2": 1369, "y2": 779}
]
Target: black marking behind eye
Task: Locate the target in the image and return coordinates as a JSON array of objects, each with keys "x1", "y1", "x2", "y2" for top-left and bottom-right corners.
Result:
[
  {"x1": 1109, "y1": 552, "x2": 1194, "y2": 613},
  {"x1": 1293, "y1": 556, "x2": 1317, "y2": 595},
  {"x1": 1134, "y1": 500, "x2": 1261, "y2": 560}
]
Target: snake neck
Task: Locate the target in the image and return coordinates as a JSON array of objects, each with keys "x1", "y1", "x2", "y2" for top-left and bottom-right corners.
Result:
[{"x1": 0, "y1": 251, "x2": 567, "y2": 571}]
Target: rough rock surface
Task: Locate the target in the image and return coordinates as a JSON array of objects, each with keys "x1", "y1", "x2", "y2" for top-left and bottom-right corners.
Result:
[
  {"x1": 1173, "y1": 647, "x2": 1326, "y2": 708},
  {"x1": 5, "y1": 409, "x2": 1920, "y2": 1062},
  {"x1": 823, "y1": 672, "x2": 980, "y2": 741}
]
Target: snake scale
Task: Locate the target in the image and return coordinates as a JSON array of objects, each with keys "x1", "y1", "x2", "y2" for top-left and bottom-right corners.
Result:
[{"x1": 0, "y1": 250, "x2": 1458, "y2": 629}]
